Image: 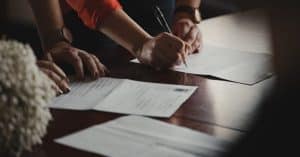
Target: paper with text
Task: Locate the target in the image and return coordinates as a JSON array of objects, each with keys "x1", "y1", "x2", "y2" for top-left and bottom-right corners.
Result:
[
  {"x1": 49, "y1": 78, "x2": 197, "y2": 117},
  {"x1": 132, "y1": 45, "x2": 273, "y2": 85},
  {"x1": 55, "y1": 116, "x2": 230, "y2": 157}
]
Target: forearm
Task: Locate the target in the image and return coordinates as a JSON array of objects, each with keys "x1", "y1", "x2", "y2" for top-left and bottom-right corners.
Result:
[
  {"x1": 27, "y1": 0, "x2": 64, "y2": 51},
  {"x1": 97, "y1": 8, "x2": 152, "y2": 57},
  {"x1": 176, "y1": 0, "x2": 201, "y2": 8}
]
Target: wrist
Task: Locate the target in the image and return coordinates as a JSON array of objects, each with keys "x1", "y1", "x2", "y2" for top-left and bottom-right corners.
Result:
[
  {"x1": 44, "y1": 41, "x2": 71, "y2": 56},
  {"x1": 173, "y1": 12, "x2": 195, "y2": 24},
  {"x1": 174, "y1": 6, "x2": 201, "y2": 24},
  {"x1": 132, "y1": 35, "x2": 153, "y2": 58},
  {"x1": 40, "y1": 26, "x2": 73, "y2": 52}
]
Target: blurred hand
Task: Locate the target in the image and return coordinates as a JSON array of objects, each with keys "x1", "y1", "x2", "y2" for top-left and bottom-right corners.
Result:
[
  {"x1": 172, "y1": 18, "x2": 202, "y2": 54},
  {"x1": 46, "y1": 42, "x2": 107, "y2": 80},
  {"x1": 37, "y1": 60, "x2": 70, "y2": 95},
  {"x1": 136, "y1": 32, "x2": 190, "y2": 69}
]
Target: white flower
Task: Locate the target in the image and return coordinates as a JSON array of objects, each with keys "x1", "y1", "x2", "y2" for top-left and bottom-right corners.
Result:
[{"x1": 0, "y1": 39, "x2": 55, "y2": 157}]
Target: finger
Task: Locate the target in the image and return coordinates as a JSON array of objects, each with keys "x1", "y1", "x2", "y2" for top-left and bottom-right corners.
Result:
[
  {"x1": 150, "y1": 45, "x2": 173, "y2": 69},
  {"x1": 184, "y1": 25, "x2": 199, "y2": 45},
  {"x1": 162, "y1": 33, "x2": 186, "y2": 52},
  {"x1": 52, "y1": 83, "x2": 63, "y2": 96},
  {"x1": 78, "y1": 52, "x2": 99, "y2": 79},
  {"x1": 43, "y1": 53, "x2": 53, "y2": 61},
  {"x1": 154, "y1": 44, "x2": 182, "y2": 68},
  {"x1": 91, "y1": 55, "x2": 107, "y2": 77},
  {"x1": 163, "y1": 40, "x2": 188, "y2": 66},
  {"x1": 158, "y1": 42, "x2": 181, "y2": 64},
  {"x1": 37, "y1": 60, "x2": 67, "y2": 79},
  {"x1": 191, "y1": 32, "x2": 202, "y2": 53},
  {"x1": 158, "y1": 34, "x2": 189, "y2": 67},
  {"x1": 42, "y1": 68, "x2": 70, "y2": 93},
  {"x1": 40, "y1": 68, "x2": 63, "y2": 95},
  {"x1": 65, "y1": 49, "x2": 85, "y2": 80},
  {"x1": 185, "y1": 42, "x2": 193, "y2": 55},
  {"x1": 173, "y1": 22, "x2": 190, "y2": 39}
]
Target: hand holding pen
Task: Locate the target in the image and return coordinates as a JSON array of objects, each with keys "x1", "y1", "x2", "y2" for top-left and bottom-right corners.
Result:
[
  {"x1": 134, "y1": 6, "x2": 190, "y2": 70},
  {"x1": 154, "y1": 6, "x2": 189, "y2": 67}
]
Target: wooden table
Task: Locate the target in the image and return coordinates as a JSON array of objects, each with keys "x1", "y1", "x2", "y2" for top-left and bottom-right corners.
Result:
[{"x1": 23, "y1": 9, "x2": 274, "y2": 157}]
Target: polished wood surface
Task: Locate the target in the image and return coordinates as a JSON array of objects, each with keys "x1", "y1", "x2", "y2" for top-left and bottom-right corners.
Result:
[{"x1": 23, "y1": 10, "x2": 274, "y2": 157}]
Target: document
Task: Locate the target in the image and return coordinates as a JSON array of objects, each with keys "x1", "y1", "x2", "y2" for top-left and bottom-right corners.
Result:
[
  {"x1": 49, "y1": 77, "x2": 197, "y2": 117},
  {"x1": 55, "y1": 116, "x2": 230, "y2": 157},
  {"x1": 132, "y1": 45, "x2": 273, "y2": 85}
]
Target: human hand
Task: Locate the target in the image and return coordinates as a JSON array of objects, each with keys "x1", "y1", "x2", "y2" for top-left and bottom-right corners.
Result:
[
  {"x1": 172, "y1": 18, "x2": 202, "y2": 54},
  {"x1": 136, "y1": 32, "x2": 190, "y2": 69},
  {"x1": 37, "y1": 60, "x2": 70, "y2": 95},
  {"x1": 46, "y1": 42, "x2": 108, "y2": 80}
]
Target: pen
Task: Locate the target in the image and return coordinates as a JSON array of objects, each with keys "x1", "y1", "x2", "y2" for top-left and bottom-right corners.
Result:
[{"x1": 154, "y1": 6, "x2": 188, "y2": 67}]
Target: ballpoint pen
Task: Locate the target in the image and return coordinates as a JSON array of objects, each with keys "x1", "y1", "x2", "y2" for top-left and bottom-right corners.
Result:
[{"x1": 154, "y1": 6, "x2": 188, "y2": 67}]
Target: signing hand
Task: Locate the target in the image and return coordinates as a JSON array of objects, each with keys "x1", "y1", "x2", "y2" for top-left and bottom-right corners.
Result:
[
  {"x1": 136, "y1": 32, "x2": 190, "y2": 69},
  {"x1": 37, "y1": 60, "x2": 70, "y2": 95},
  {"x1": 172, "y1": 18, "x2": 202, "y2": 54},
  {"x1": 47, "y1": 42, "x2": 108, "y2": 80}
]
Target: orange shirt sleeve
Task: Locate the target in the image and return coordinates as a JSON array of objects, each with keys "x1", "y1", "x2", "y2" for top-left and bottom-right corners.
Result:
[{"x1": 65, "y1": 0, "x2": 122, "y2": 29}]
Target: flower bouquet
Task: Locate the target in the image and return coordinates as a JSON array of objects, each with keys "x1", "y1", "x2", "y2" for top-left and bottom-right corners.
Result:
[{"x1": 0, "y1": 39, "x2": 55, "y2": 157}]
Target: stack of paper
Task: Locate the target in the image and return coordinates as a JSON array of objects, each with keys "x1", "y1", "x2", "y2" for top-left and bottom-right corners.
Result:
[
  {"x1": 56, "y1": 116, "x2": 230, "y2": 157},
  {"x1": 132, "y1": 45, "x2": 273, "y2": 85},
  {"x1": 49, "y1": 77, "x2": 197, "y2": 117}
]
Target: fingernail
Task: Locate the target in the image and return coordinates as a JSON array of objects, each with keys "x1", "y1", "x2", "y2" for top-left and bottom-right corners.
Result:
[
  {"x1": 56, "y1": 90, "x2": 63, "y2": 96},
  {"x1": 65, "y1": 87, "x2": 71, "y2": 93}
]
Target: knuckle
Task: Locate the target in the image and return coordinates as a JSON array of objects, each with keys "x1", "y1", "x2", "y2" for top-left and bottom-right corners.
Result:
[
  {"x1": 73, "y1": 56, "x2": 81, "y2": 63},
  {"x1": 87, "y1": 54, "x2": 94, "y2": 60},
  {"x1": 177, "y1": 41, "x2": 185, "y2": 49},
  {"x1": 66, "y1": 47, "x2": 74, "y2": 52},
  {"x1": 49, "y1": 62, "x2": 56, "y2": 68},
  {"x1": 63, "y1": 47, "x2": 73, "y2": 53},
  {"x1": 161, "y1": 32, "x2": 169, "y2": 37},
  {"x1": 79, "y1": 50, "x2": 89, "y2": 56},
  {"x1": 192, "y1": 25, "x2": 198, "y2": 30},
  {"x1": 48, "y1": 71, "x2": 56, "y2": 78},
  {"x1": 93, "y1": 55, "x2": 100, "y2": 61},
  {"x1": 91, "y1": 54, "x2": 97, "y2": 58}
]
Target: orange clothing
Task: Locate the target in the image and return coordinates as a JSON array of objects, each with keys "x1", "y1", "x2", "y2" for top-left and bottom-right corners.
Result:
[{"x1": 64, "y1": 0, "x2": 122, "y2": 29}]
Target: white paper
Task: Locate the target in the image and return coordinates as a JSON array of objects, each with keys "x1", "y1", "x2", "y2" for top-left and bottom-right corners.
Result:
[
  {"x1": 132, "y1": 45, "x2": 273, "y2": 85},
  {"x1": 49, "y1": 77, "x2": 197, "y2": 117},
  {"x1": 55, "y1": 116, "x2": 230, "y2": 157}
]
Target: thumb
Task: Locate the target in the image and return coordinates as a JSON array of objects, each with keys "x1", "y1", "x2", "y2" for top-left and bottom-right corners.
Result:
[{"x1": 42, "y1": 52, "x2": 53, "y2": 61}]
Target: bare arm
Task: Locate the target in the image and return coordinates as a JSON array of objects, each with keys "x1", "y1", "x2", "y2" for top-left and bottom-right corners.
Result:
[
  {"x1": 97, "y1": 9, "x2": 151, "y2": 56},
  {"x1": 97, "y1": 8, "x2": 188, "y2": 69},
  {"x1": 27, "y1": 0, "x2": 64, "y2": 51},
  {"x1": 28, "y1": 0, "x2": 106, "y2": 89}
]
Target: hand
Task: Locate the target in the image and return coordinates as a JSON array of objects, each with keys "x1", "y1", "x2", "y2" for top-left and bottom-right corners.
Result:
[
  {"x1": 46, "y1": 42, "x2": 108, "y2": 80},
  {"x1": 136, "y1": 32, "x2": 189, "y2": 69},
  {"x1": 37, "y1": 60, "x2": 70, "y2": 95},
  {"x1": 172, "y1": 18, "x2": 202, "y2": 54}
]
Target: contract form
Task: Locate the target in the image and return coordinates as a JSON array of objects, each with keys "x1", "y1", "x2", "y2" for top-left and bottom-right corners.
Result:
[
  {"x1": 55, "y1": 116, "x2": 230, "y2": 157},
  {"x1": 49, "y1": 77, "x2": 197, "y2": 117},
  {"x1": 132, "y1": 45, "x2": 273, "y2": 85}
]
